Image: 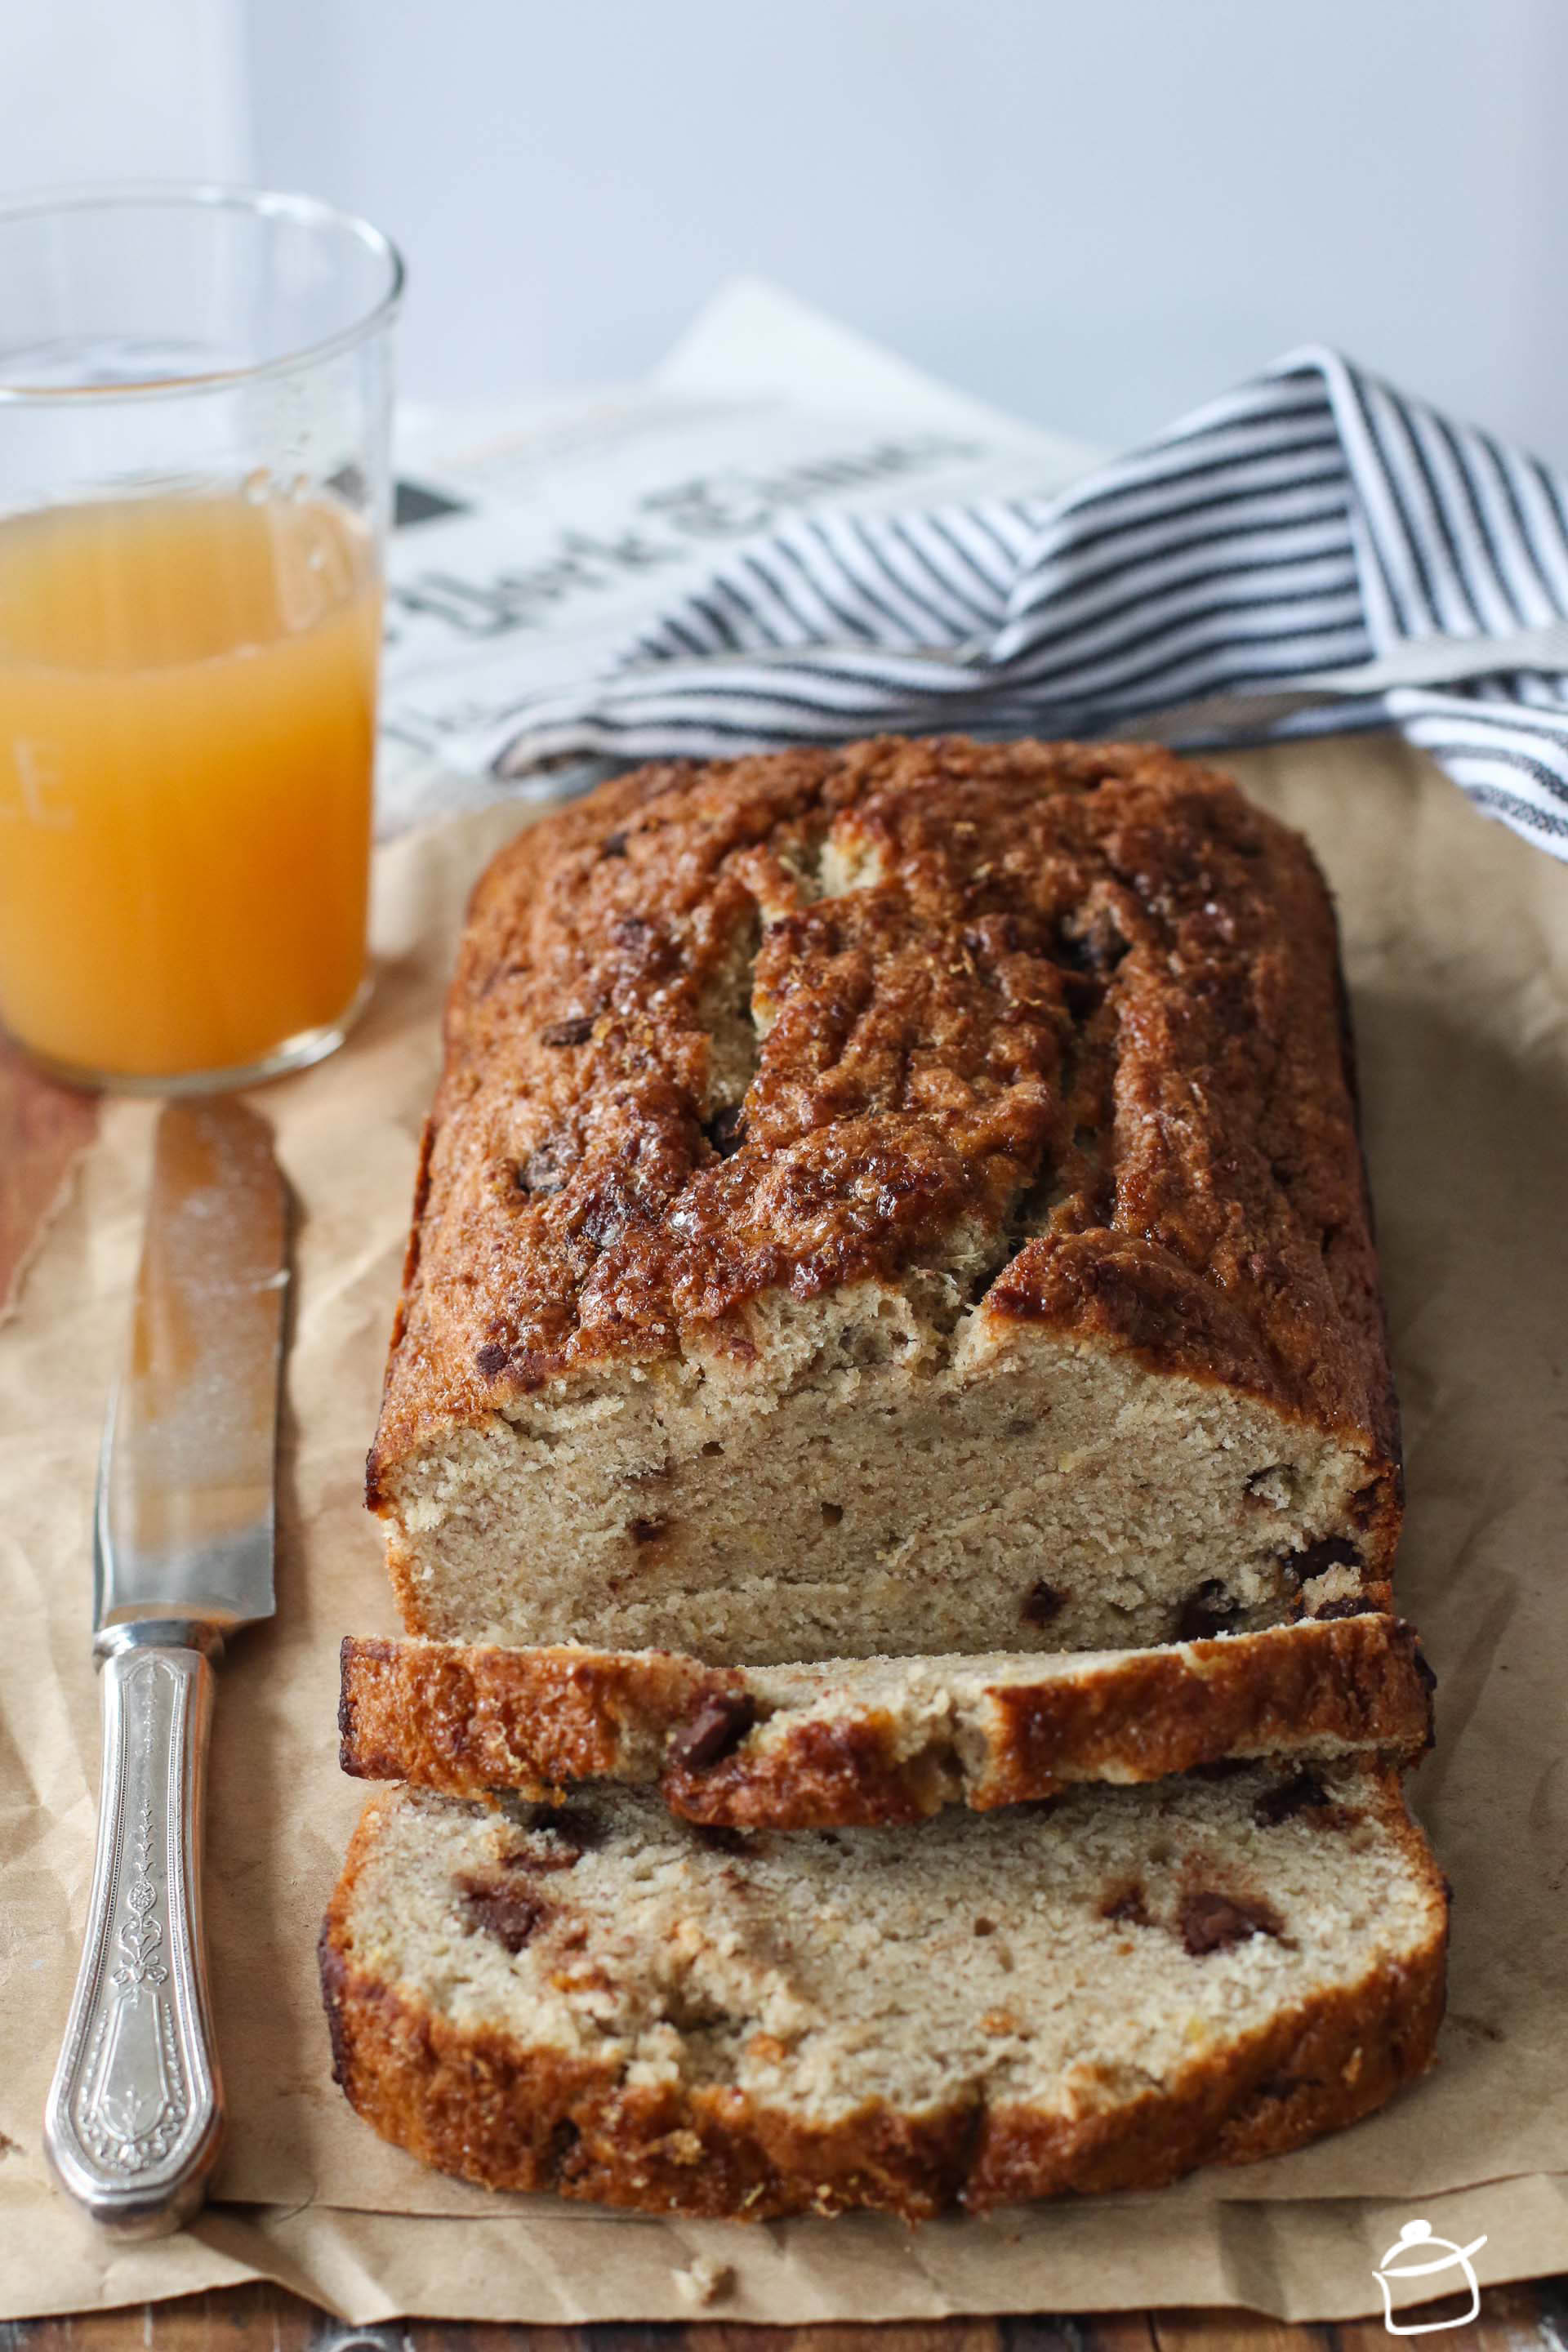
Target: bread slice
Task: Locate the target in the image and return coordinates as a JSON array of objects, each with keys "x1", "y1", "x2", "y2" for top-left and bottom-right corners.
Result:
[
  {"x1": 339, "y1": 1613, "x2": 1433, "y2": 1827},
  {"x1": 368, "y1": 740, "x2": 1402, "y2": 1664},
  {"x1": 320, "y1": 1762, "x2": 1446, "y2": 2217}
]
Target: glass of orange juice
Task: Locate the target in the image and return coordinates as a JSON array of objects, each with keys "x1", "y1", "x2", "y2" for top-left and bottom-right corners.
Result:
[{"x1": 0, "y1": 185, "x2": 403, "y2": 1090}]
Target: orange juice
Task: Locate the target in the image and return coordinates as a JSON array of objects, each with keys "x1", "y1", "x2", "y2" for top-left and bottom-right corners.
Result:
[{"x1": 0, "y1": 492, "x2": 380, "y2": 1082}]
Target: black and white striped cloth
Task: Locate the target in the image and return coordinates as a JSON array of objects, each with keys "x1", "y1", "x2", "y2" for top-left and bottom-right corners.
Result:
[{"x1": 497, "y1": 345, "x2": 1568, "y2": 859}]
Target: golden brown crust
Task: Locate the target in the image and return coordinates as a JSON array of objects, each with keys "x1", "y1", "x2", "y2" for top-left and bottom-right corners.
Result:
[
  {"x1": 338, "y1": 1616, "x2": 1434, "y2": 1827},
  {"x1": 337, "y1": 1635, "x2": 729, "y2": 1795},
  {"x1": 965, "y1": 1615, "x2": 1432, "y2": 1812},
  {"x1": 367, "y1": 739, "x2": 1401, "y2": 1538},
  {"x1": 318, "y1": 1786, "x2": 1448, "y2": 2219}
]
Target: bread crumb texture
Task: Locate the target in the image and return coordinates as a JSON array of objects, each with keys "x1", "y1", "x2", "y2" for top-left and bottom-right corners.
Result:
[{"x1": 320, "y1": 1761, "x2": 1446, "y2": 2218}]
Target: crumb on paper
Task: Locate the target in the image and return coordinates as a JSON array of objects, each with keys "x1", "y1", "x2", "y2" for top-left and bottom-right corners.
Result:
[{"x1": 674, "y1": 2254, "x2": 733, "y2": 2306}]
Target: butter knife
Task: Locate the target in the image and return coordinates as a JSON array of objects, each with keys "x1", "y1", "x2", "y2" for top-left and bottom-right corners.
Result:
[{"x1": 44, "y1": 1098, "x2": 287, "y2": 2237}]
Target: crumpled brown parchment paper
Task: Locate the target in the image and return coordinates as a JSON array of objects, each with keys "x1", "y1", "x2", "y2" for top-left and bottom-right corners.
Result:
[{"x1": 2, "y1": 732, "x2": 1566, "y2": 2324}]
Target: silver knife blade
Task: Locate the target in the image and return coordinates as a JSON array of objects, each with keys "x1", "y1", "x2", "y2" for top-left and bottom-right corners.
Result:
[{"x1": 97, "y1": 1098, "x2": 287, "y2": 1633}]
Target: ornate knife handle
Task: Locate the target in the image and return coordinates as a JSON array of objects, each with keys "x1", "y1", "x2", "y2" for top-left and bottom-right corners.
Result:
[{"x1": 44, "y1": 1623, "x2": 225, "y2": 2235}]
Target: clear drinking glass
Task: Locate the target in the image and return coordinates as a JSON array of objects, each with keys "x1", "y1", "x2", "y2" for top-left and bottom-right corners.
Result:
[{"x1": 0, "y1": 185, "x2": 403, "y2": 1091}]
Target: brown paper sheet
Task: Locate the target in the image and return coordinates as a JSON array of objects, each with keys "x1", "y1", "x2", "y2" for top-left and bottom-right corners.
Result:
[{"x1": 2, "y1": 732, "x2": 1566, "y2": 2324}]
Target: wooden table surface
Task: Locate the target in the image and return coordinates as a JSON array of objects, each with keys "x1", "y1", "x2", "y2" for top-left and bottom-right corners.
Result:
[
  {"x1": 2, "y1": 1038, "x2": 1561, "y2": 2350},
  {"x1": 6, "y1": 2284, "x2": 1566, "y2": 2351}
]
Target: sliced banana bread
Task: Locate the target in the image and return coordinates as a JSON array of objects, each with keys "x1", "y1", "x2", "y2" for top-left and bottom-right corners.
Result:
[
  {"x1": 368, "y1": 737, "x2": 1401, "y2": 1662},
  {"x1": 320, "y1": 1762, "x2": 1446, "y2": 2217},
  {"x1": 339, "y1": 1614, "x2": 1433, "y2": 1826}
]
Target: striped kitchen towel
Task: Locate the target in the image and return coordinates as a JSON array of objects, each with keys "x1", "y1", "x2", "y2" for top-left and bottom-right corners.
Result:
[{"x1": 494, "y1": 345, "x2": 1568, "y2": 859}]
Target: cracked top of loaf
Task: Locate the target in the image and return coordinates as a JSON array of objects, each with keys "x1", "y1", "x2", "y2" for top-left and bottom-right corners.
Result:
[{"x1": 369, "y1": 737, "x2": 1397, "y2": 1494}]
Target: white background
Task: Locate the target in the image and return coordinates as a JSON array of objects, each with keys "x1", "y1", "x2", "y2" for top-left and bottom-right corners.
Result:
[{"x1": 8, "y1": 0, "x2": 1568, "y2": 461}]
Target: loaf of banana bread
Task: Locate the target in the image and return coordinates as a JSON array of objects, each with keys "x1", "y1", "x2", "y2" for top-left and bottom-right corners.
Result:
[{"x1": 368, "y1": 737, "x2": 1401, "y2": 1662}]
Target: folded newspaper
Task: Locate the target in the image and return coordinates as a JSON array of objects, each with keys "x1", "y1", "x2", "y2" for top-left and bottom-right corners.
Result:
[{"x1": 378, "y1": 278, "x2": 1094, "y2": 831}]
